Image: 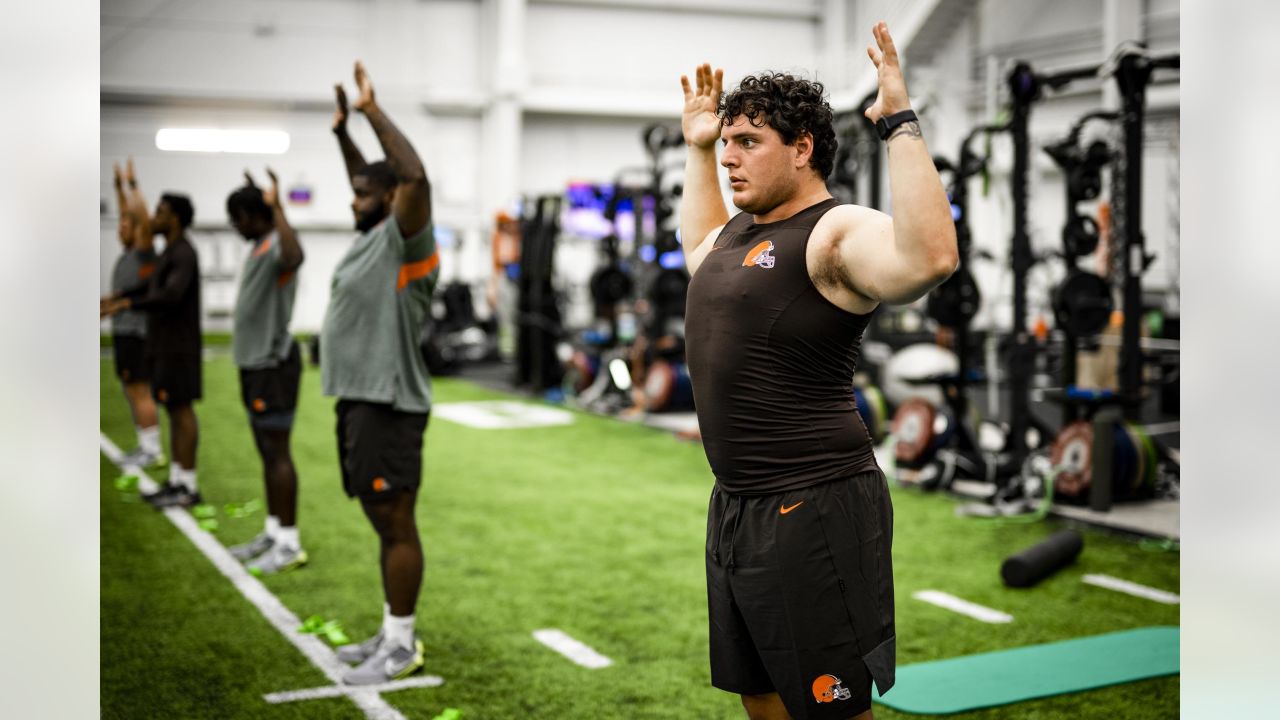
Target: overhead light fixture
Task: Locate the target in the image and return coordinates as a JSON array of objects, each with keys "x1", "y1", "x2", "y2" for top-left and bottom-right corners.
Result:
[{"x1": 155, "y1": 128, "x2": 290, "y2": 154}]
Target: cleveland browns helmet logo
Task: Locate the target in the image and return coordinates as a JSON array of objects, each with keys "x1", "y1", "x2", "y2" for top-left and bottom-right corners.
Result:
[
  {"x1": 742, "y1": 240, "x2": 776, "y2": 269},
  {"x1": 812, "y1": 674, "x2": 852, "y2": 703}
]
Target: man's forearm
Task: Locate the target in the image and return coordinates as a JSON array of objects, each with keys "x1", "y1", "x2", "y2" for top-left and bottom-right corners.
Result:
[
  {"x1": 274, "y1": 206, "x2": 304, "y2": 270},
  {"x1": 127, "y1": 184, "x2": 154, "y2": 250},
  {"x1": 680, "y1": 145, "x2": 728, "y2": 255},
  {"x1": 334, "y1": 128, "x2": 369, "y2": 187},
  {"x1": 362, "y1": 104, "x2": 426, "y2": 185},
  {"x1": 885, "y1": 123, "x2": 957, "y2": 273},
  {"x1": 114, "y1": 184, "x2": 128, "y2": 221}
]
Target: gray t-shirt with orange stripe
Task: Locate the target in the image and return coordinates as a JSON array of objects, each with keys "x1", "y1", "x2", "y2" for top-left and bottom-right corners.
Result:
[
  {"x1": 233, "y1": 231, "x2": 299, "y2": 369},
  {"x1": 110, "y1": 247, "x2": 158, "y2": 337},
  {"x1": 320, "y1": 218, "x2": 439, "y2": 413}
]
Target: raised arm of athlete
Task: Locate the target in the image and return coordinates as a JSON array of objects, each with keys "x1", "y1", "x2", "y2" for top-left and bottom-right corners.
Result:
[
  {"x1": 331, "y1": 83, "x2": 369, "y2": 191},
  {"x1": 679, "y1": 63, "x2": 730, "y2": 274},
  {"x1": 113, "y1": 163, "x2": 129, "y2": 244},
  {"x1": 350, "y1": 61, "x2": 432, "y2": 239},
  {"x1": 829, "y1": 22, "x2": 957, "y2": 306},
  {"x1": 245, "y1": 167, "x2": 303, "y2": 272},
  {"x1": 124, "y1": 158, "x2": 154, "y2": 253}
]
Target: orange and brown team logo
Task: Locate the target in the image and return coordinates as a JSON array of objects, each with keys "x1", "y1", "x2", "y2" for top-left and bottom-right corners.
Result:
[
  {"x1": 157, "y1": 389, "x2": 169, "y2": 402},
  {"x1": 812, "y1": 674, "x2": 852, "y2": 703},
  {"x1": 742, "y1": 240, "x2": 776, "y2": 269},
  {"x1": 252, "y1": 398, "x2": 266, "y2": 412},
  {"x1": 371, "y1": 477, "x2": 389, "y2": 492}
]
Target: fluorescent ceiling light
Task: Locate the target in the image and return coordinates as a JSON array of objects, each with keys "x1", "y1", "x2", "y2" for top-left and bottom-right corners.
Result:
[{"x1": 155, "y1": 128, "x2": 290, "y2": 154}]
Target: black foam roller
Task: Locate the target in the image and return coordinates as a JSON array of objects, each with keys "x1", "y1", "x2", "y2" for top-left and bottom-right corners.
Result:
[{"x1": 1000, "y1": 529, "x2": 1083, "y2": 588}]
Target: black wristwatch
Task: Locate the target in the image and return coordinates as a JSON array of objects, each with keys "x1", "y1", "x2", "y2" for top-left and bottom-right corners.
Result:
[{"x1": 875, "y1": 109, "x2": 918, "y2": 140}]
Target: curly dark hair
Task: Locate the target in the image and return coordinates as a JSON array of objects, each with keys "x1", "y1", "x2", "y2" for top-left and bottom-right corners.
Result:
[{"x1": 719, "y1": 72, "x2": 837, "y2": 179}]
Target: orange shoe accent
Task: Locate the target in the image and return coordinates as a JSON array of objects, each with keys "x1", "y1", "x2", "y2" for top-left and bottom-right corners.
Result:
[{"x1": 780, "y1": 501, "x2": 803, "y2": 514}]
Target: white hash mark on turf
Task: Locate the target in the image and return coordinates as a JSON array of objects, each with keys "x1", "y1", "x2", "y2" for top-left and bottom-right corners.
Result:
[
  {"x1": 263, "y1": 676, "x2": 444, "y2": 704},
  {"x1": 101, "y1": 434, "x2": 441, "y2": 720},
  {"x1": 434, "y1": 401, "x2": 575, "y2": 429},
  {"x1": 912, "y1": 590, "x2": 1014, "y2": 624},
  {"x1": 533, "y1": 629, "x2": 613, "y2": 668},
  {"x1": 1082, "y1": 574, "x2": 1180, "y2": 604}
]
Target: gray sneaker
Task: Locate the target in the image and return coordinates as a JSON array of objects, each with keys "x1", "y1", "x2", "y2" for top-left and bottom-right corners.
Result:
[
  {"x1": 342, "y1": 638, "x2": 424, "y2": 685},
  {"x1": 229, "y1": 532, "x2": 275, "y2": 562},
  {"x1": 246, "y1": 544, "x2": 307, "y2": 576},
  {"x1": 121, "y1": 447, "x2": 167, "y2": 469},
  {"x1": 336, "y1": 630, "x2": 384, "y2": 665}
]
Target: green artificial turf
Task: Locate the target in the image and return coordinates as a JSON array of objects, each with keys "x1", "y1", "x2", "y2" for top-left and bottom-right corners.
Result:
[{"x1": 101, "y1": 354, "x2": 1179, "y2": 719}]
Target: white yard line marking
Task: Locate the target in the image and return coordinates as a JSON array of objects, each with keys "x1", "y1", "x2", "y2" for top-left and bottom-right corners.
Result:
[
  {"x1": 264, "y1": 676, "x2": 444, "y2": 704},
  {"x1": 434, "y1": 401, "x2": 576, "y2": 429},
  {"x1": 101, "y1": 434, "x2": 441, "y2": 720},
  {"x1": 1082, "y1": 574, "x2": 1180, "y2": 604},
  {"x1": 912, "y1": 590, "x2": 1014, "y2": 624},
  {"x1": 532, "y1": 629, "x2": 614, "y2": 668}
]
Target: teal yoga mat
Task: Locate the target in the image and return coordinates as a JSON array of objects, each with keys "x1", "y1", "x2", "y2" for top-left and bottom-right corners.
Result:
[{"x1": 875, "y1": 626, "x2": 1179, "y2": 715}]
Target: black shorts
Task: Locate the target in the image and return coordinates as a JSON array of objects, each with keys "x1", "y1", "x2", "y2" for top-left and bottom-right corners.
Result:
[
  {"x1": 706, "y1": 471, "x2": 896, "y2": 719},
  {"x1": 149, "y1": 352, "x2": 202, "y2": 407},
  {"x1": 239, "y1": 342, "x2": 302, "y2": 430},
  {"x1": 335, "y1": 400, "x2": 429, "y2": 499},
  {"x1": 113, "y1": 334, "x2": 150, "y2": 383}
]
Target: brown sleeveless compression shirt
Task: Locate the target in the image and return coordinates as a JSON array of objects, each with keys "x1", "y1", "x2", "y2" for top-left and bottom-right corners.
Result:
[{"x1": 685, "y1": 198, "x2": 879, "y2": 494}]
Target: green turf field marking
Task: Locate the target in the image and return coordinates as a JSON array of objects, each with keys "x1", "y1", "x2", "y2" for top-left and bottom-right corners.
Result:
[
  {"x1": 1082, "y1": 574, "x2": 1180, "y2": 604},
  {"x1": 101, "y1": 433, "x2": 440, "y2": 720},
  {"x1": 263, "y1": 676, "x2": 445, "y2": 705},
  {"x1": 433, "y1": 400, "x2": 576, "y2": 429},
  {"x1": 532, "y1": 629, "x2": 614, "y2": 668},
  {"x1": 912, "y1": 590, "x2": 1014, "y2": 623}
]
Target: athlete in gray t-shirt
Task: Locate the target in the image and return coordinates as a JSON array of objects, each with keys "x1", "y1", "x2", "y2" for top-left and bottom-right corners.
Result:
[
  {"x1": 323, "y1": 61, "x2": 440, "y2": 686},
  {"x1": 225, "y1": 168, "x2": 306, "y2": 576},
  {"x1": 104, "y1": 159, "x2": 163, "y2": 467}
]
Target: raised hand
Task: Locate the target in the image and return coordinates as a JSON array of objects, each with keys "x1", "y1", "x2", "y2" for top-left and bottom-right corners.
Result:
[
  {"x1": 263, "y1": 167, "x2": 280, "y2": 207},
  {"x1": 680, "y1": 63, "x2": 724, "y2": 150},
  {"x1": 863, "y1": 21, "x2": 911, "y2": 123},
  {"x1": 333, "y1": 84, "x2": 349, "y2": 132},
  {"x1": 126, "y1": 157, "x2": 138, "y2": 187},
  {"x1": 352, "y1": 61, "x2": 376, "y2": 113},
  {"x1": 113, "y1": 163, "x2": 124, "y2": 191}
]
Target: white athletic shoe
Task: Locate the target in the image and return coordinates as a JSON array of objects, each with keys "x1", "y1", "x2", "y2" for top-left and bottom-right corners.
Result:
[
  {"x1": 246, "y1": 544, "x2": 307, "y2": 575},
  {"x1": 121, "y1": 447, "x2": 167, "y2": 469},
  {"x1": 336, "y1": 631, "x2": 384, "y2": 665},
  {"x1": 228, "y1": 532, "x2": 275, "y2": 562},
  {"x1": 342, "y1": 637, "x2": 425, "y2": 685}
]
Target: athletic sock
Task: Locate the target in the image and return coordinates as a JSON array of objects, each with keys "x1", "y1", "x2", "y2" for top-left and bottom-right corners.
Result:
[
  {"x1": 382, "y1": 613, "x2": 416, "y2": 652},
  {"x1": 276, "y1": 526, "x2": 299, "y2": 551},
  {"x1": 170, "y1": 465, "x2": 198, "y2": 493},
  {"x1": 136, "y1": 425, "x2": 161, "y2": 455},
  {"x1": 265, "y1": 515, "x2": 281, "y2": 540}
]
